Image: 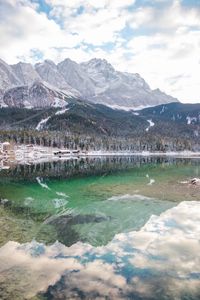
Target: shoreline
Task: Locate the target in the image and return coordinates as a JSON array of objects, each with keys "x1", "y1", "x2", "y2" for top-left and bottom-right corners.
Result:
[
  {"x1": 1, "y1": 144, "x2": 200, "y2": 168},
  {"x1": 87, "y1": 150, "x2": 200, "y2": 158}
]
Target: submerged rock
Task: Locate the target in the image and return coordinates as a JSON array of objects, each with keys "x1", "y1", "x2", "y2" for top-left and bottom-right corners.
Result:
[
  {"x1": 190, "y1": 178, "x2": 200, "y2": 185},
  {"x1": 44, "y1": 213, "x2": 111, "y2": 247},
  {"x1": 47, "y1": 213, "x2": 110, "y2": 226},
  {"x1": 0, "y1": 198, "x2": 11, "y2": 207}
]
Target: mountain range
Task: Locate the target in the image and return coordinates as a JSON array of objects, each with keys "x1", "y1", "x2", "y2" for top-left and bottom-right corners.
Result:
[
  {"x1": 0, "y1": 57, "x2": 178, "y2": 109},
  {"x1": 1, "y1": 56, "x2": 199, "y2": 151}
]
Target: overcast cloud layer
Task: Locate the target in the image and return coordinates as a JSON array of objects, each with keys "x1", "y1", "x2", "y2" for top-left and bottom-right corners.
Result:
[{"x1": 0, "y1": 0, "x2": 199, "y2": 103}]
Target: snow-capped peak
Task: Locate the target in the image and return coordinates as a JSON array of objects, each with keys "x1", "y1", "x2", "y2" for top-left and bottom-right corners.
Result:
[
  {"x1": 0, "y1": 57, "x2": 179, "y2": 109},
  {"x1": 82, "y1": 58, "x2": 115, "y2": 71},
  {"x1": 0, "y1": 59, "x2": 22, "y2": 90},
  {"x1": 11, "y1": 62, "x2": 40, "y2": 85}
]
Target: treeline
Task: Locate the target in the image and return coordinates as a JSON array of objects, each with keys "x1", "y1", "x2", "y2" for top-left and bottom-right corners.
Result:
[{"x1": 0, "y1": 129, "x2": 199, "y2": 152}]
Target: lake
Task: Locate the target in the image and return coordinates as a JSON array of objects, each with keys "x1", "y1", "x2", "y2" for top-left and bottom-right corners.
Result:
[{"x1": 0, "y1": 156, "x2": 200, "y2": 299}]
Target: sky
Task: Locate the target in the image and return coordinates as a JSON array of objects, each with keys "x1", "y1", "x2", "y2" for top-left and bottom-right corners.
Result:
[{"x1": 0, "y1": 0, "x2": 200, "y2": 103}]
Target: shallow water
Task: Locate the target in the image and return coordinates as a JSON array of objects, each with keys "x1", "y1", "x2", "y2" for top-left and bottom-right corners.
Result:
[{"x1": 0, "y1": 156, "x2": 200, "y2": 299}]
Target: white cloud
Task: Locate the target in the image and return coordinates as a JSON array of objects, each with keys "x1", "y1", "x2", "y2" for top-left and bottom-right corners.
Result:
[
  {"x1": 128, "y1": 0, "x2": 200, "y2": 31},
  {"x1": 47, "y1": 0, "x2": 135, "y2": 10},
  {"x1": 0, "y1": 0, "x2": 199, "y2": 102},
  {"x1": 122, "y1": 1, "x2": 200, "y2": 102},
  {"x1": 0, "y1": 0, "x2": 81, "y2": 63},
  {"x1": 48, "y1": 0, "x2": 133, "y2": 46}
]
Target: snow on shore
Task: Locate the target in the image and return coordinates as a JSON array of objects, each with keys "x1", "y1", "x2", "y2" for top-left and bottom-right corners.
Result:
[
  {"x1": 1, "y1": 145, "x2": 200, "y2": 168},
  {"x1": 87, "y1": 150, "x2": 200, "y2": 158}
]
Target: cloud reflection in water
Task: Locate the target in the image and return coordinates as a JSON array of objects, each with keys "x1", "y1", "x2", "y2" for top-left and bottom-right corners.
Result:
[{"x1": 0, "y1": 201, "x2": 199, "y2": 299}]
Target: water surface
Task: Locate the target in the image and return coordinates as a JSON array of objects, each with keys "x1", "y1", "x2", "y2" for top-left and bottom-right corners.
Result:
[{"x1": 0, "y1": 156, "x2": 199, "y2": 299}]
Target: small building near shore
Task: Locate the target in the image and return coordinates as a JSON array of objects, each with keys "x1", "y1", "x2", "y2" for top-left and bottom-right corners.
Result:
[
  {"x1": 2, "y1": 142, "x2": 12, "y2": 152},
  {"x1": 53, "y1": 149, "x2": 80, "y2": 157},
  {"x1": 0, "y1": 142, "x2": 15, "y2": 158}
]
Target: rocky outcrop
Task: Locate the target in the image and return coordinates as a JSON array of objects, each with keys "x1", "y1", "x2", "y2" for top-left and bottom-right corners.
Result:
[
  {"x1": 3, "y1": 81, "x2": 72, "y2": 108},
  {"x1": 0, "y1": 59, "x2": 21, "y2": 90},
  {"x1": 0, "y1": 57, "x2": 178, "y2": 109}
]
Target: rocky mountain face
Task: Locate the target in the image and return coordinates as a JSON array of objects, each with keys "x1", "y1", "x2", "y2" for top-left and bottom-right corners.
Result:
[
  {"x1": 2, "y1": 81, "x2": 75, "y2": 109},
  {"x1": 11, "y1": 62, "x2": 40, "y2": 85},
  {"x1": 57, "y1": 59, "x2": 95, "y2": 98},
  {"x1": 81, "y1": 59, "x2": 177, "y2": 107},
  {"x1": 0, "y1": 59, "x2": 21, "y2": 90},
  {"x1": 0, "y1": 58, "x2": 178, "y2": 109},
  {"x1": 35, "y1": 60, "x2": 80, "y2": 97}
]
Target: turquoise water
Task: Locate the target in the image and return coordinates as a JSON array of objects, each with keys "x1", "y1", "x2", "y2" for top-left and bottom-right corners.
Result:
[{"x1": 0, "y1": 156, "x2": 200, "y2": 299}]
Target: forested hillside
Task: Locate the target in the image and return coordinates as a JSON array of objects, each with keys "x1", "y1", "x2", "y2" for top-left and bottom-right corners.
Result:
[{"x1": 0, "y1": 102, "x2": 199, "y2": 152}]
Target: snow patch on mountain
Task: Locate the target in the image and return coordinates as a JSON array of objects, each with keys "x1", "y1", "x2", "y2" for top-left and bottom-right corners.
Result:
[
  {"x1": 106, "y1": 104, "x2": 152, "y2": 112},
  {"x1": 0, "y1": 101, "x2": 8, "y2": 108},
  {"x1": 186, "y1": 116, "x2": 197, "y2": 125},
  {"x1": 36, "y1": 116, "x2": 51, "y2": 131},
  {"x1": 160, "y1": 105, "x2": 166, "y2": 114},
  {"x1": 36, "y1": 104, "x2": 70, "y2": 130},
  {"x1": 55, "y1": 108, "x2": 69, "y2": 115},
  {"x1": 146, "y1": 120, "x2": 155, "y2": 132},
  {"x1": 23, "y1": 100, "x2": 33, "y2": 109},
  {"x1": 52, "y1": 97, "x2": 67, "y2": 108}
]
